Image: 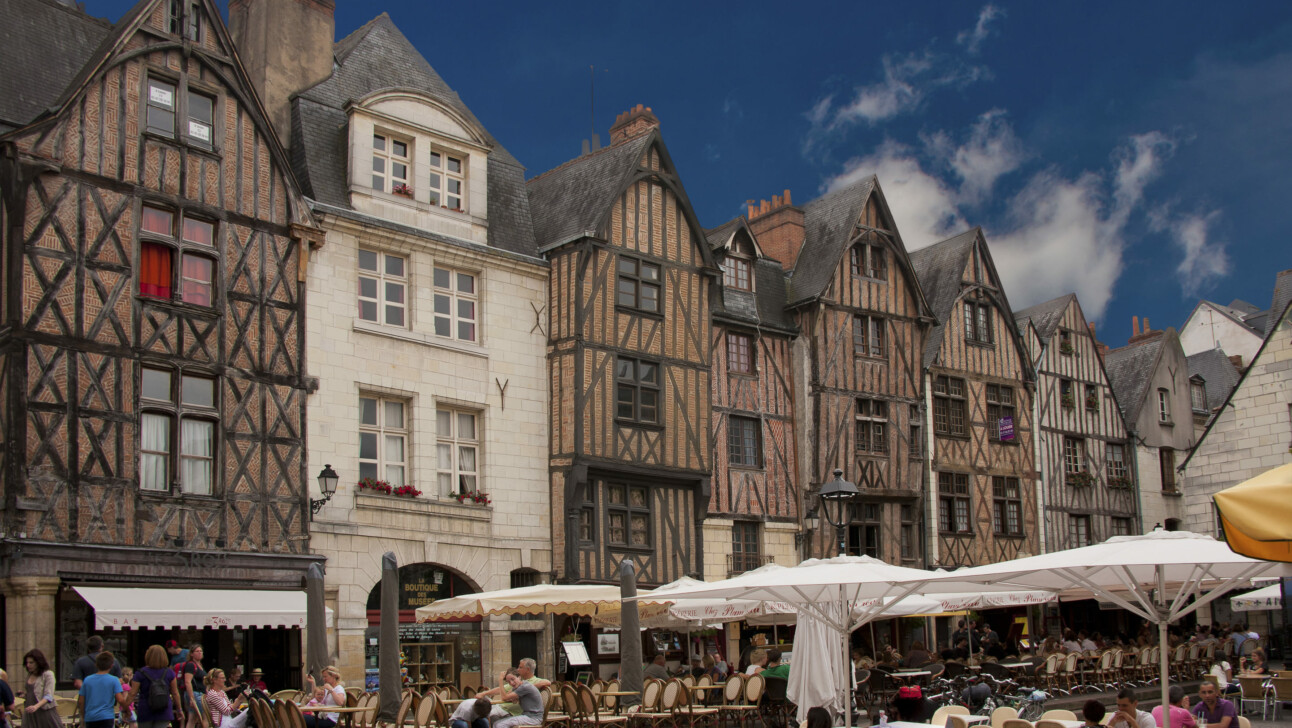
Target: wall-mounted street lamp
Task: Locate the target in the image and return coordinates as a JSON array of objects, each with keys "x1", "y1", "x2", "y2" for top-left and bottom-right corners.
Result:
[{"x1": 311, "y1": 464, "x2": 339, "y2": 518}]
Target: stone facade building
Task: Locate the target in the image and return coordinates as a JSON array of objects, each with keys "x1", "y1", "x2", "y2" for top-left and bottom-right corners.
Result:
[
  {"x1": 228, "y1": 4, "x2": 552, "y2": 687},
  {"x1": 1104, "y1": 324, "x2": 1197, "y2": 532},
  {"x1": 911, "y1": 229, "x2": 1037, "y2": 567},
  {"x1": 0, "y1": 0, "x2": 321, "y2": 679},
  {"x1": 1014, "y1": 295, "x2": 1134, "y2": 551},
  {"x1": 1182, "y1": 300, "x2": 1292, "y2": 534}
]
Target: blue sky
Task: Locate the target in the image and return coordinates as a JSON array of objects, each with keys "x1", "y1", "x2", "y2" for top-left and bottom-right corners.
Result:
[{"x1": 100, "y1": 1, "x2": 1292, "y2": 346}]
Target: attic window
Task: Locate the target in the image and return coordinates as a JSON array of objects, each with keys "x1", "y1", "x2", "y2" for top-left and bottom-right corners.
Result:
[
  {"x1": 169, "y1": 1, "x2": 201, "y2": 42},
  {"x1": 372, "y1": 134, "x2": 410, "y2": 195},
  {"x1": 850, "y1": 242, "x2": 887, "y2": 280},
  {"x1": 722, "y1": 257, "x2": 751, "y2": 291},
  {"x1": 1190, "y1": 381, "x2": 1207, "y2": 413}
]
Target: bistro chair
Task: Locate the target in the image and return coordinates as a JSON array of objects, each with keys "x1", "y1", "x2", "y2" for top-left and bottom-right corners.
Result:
[
  {"x1": 1269, "y1": 677, "x2": 1292, "y2": 721},
  {"x1": 990, "y1": 706, "x2": 1019, "y2": 728},
  {"x1": 1000, "y1": 720, "x2": 1034, "y2": 728},
  {"x1": 1237, "y1": 676, "x2": 1270, "y2": 719},
  {"x1": 929, "y1": 705, "x2": 969, "y2": 727},
  {"x1": 1036, "y1": 721, "x2": 1069, "y2": 728},
  {"x1": 1039, "y1": 710, "x2": 1077, "y2": 721}
]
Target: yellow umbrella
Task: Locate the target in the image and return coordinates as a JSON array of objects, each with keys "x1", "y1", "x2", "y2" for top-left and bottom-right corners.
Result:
[{"x1": 1214, "y1": 462, "x2": 1292, "y2": 562}]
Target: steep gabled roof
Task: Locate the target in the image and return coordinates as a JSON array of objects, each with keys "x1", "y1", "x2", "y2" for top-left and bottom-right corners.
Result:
[
  {"x1": 704, "y1": 217, "x2": 745, "y2": 251},
  {"x1": 526, "y1": 134, "x2": 656, "y2": 251},
  {"x1": 1186, "y1": 348, "x2": 1241, "y2": 411},
  {"x1": 1227, "y1": 299, "x2": 1261, "y2": 316},
  {"x1": 1185, "y1": 299, "x2": 1264, "y2": 337},
  {"x1": 910, "y1": 228, "x2": 1012, "y2": 368},
  {"x1": 1014, "y1": 293, "x2": 1076, "y2": 341},
  {"x1": 290, "y1": 13, "x2": 535, "y2": 255},
  {"x1": 786, "y1": 175, "x2": 932, "y2": 324},
  {"x1": 0, "y1": 0, "x2": 112, "y2": 132},
  {"x1": 1104, "y1": 336, "x2": 1166, "y2": 425}
]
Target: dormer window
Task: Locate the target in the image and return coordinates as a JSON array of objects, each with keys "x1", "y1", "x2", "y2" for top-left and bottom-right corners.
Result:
[
  {"x1": 1190, "y1": 381, "x2": 1207, "y2": 413},
  {"x1": 722, "y1": 257, "x2": 751, "y2": 291},
  {"x1": 372, "y1": 134, "x2": 410, "y2": 194},
  {"x1": 429, "y1": 151, "x2": 466, "y2": 209},
  {"x1": 850, "y1": 242, "x2": 887, "y2": 280},
  {"x1": 169, "y1": 0, "x2": 201, "y2": 42}
]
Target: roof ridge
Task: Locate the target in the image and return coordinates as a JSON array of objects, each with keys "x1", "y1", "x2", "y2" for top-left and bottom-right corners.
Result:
[
  {"x1": 526, "y1": 135, "x2": 647, "y2": 185},
  {"x1": 333, "y1": 12, "x2": 388, "y2": 62},
  {"x1": 29, "y1": 0, "x2": 111, "y2": 27}
]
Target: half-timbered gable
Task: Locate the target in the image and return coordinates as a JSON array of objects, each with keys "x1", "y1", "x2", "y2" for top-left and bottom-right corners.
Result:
[
  {"x1": 530, "y1": 107, "x2": 715, "y2": 585},
  {"x1": 0, "y1": 0, "x2": 318, "y2": 671},
  {"x1": 706, "y1": 217, "x2": 800, "y2": 576},
  {"x1": 910, "y1": 228, "x2": 1037, "y2": 567},
  {"x1": 773, "y1": 176, "x2": 933, "y2": 567},
  {"x1": 1014, "y1": 294, "x2": 1133, "y2": 552},
  {"x1": 1105, "y1": 325, "x2": 1197, "y2": 533}
]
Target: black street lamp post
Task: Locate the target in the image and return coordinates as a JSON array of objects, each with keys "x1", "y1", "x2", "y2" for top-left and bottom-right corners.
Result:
[
  {"x1": 818, "y1": 468, "x2": 858, "y2": 556},
  {"x1": 311, "y1": 464, "x2": 340, "y2": 518}
]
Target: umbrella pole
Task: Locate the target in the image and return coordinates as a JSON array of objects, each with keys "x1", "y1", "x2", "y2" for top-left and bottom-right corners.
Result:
[
  {"x1": 1159, "y1": 619, "x2": 1171, "y2": 728},
  {"x1": 843, "y1": 623, "x2": 852, "y2": 728}
]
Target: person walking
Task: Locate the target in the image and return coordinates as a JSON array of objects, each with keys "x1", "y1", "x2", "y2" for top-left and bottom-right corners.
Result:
[
  {"x1": 0, "y1": 668, "x2": 17, "y2": 728},
  {"x1": 21, "y1": 650, "x2": 61, "y2": 728},
  {"x1": 129, "y1": 645, "x2": 184, "y2": 728},
  {"x1": 77, "y1": 651, "x2": 127, "y2": 728},
  {"x1": 203, "y1": 670, "x2": 250, "y2": 728},
  {"x1": 301, "y1": 667, "x2": 345, "y2": 728},
  {"x1": 73, "y1": 637, "x2": 122, "y2": 690},
  {"x1": 179, "y1": 644, "x2": 209, "y2": 728}
]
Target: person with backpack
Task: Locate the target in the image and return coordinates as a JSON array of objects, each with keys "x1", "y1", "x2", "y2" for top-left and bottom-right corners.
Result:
[{"x1": 127, "y1": 645, "x2": 184, "y2": 728}]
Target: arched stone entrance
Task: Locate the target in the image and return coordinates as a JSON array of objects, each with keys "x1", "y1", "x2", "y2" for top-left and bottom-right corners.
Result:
[{"x1": 361, "y1": 562, "x2": 482, "y2": 692}]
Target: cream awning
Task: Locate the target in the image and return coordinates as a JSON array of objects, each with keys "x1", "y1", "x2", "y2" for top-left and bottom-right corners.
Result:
[{"x1": 73, "y1": 587, "x2": 333, "y2": 630}]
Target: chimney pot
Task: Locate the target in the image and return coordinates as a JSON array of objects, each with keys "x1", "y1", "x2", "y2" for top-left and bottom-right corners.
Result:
[
  {"x1": 1132, "y1": 316, "x2": 1140, "y2": 337},
  {"x1": 784, "y1": 189, "x2": 792, "y2": 205},
  {"x1": 1144, "y1": 317, "x2": 1150, "y2": 332}
]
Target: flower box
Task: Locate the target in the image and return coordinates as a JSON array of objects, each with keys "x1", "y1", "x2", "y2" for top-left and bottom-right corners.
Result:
[
  {"x1": 455, "y1": 491, "x2": 491, "y2": 506},
  {"x1": 1061, "y1": 394, "x2": 1075, "y2": 409},
  {"x1": 392, "y1": 183, "x2": 413, "y2": 198},
  {"x1": 1107, "y1": 475, "x2": 1133, "y2": 489},
  {"x1": 1067, "y1": 471, "x2": 1097, "y2": 488},
  {"x1": 358, "y1": 478, "x2": 421, "y2": 498}
]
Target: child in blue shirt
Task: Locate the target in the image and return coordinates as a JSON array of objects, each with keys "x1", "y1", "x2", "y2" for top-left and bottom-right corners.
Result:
[{"x1": 77, "y1": 651, "x2": 127, "y2": 728}]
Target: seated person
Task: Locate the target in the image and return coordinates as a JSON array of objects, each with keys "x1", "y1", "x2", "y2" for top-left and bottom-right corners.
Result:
[
  {"x1": 890, "y1": 686, "x2": 928, "y2": 723},
  {"x1": 477, "y1": 658, "x2": 549, "y2": 720},
  {"x1": 642, "y1": 655, "x2": 669, "y2": 681},
  {"x1": 1191, "y1": 680, "x2": 1236, "y2": 728},
  {"x1": 1151, "y1": 685, "x2": 1196, "y2": 728},
  {"x1": 449, "y1": 696, "x2": 491, "y2": 728},
  {"x1": 493, "y1": 671, "x2": 542, "y2": 728},
  {"x1": 1108, "y1": 687, "x2": 1156, "y2": 728},
  {"x1": 247, "y1": 670, "x2": 267, "y2": 692},
  {"x1": 761, "y1": 649, "x2": 789, "y2": 680},
  {"x1": 902, "y1": 642, "x2": 932, "y2": 668},
  {"x1": 1082, "y1": 700, "x2": 1106, "y2": 728},
  {"x1": 204, "y1": 669, "x2": 250, "y2": 728}
]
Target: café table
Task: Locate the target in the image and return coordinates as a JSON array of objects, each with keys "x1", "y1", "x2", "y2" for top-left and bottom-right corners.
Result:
[{"x1": 299, "y1": 703, "x2": 371, "y2": 728}]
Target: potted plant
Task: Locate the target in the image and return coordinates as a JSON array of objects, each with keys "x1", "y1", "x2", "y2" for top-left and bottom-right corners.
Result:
[
  {"x1": 1060, "y1": 341, "x2": 1075, "y2": 356},
  {"x1": 1086, "y1": 395, "x2": 1100, "y2": 412},
  {"x1": 455, "y1": 491, "x2": 491, "y2": 506},
  {"x1": 357, "y1": 477, "x2": 393, "y2": 495},
  {"x1": 1061, "y1": 393, "x2": 1075, "y2": 409},
  {"x1": 1107, "y1": 475, "x2": 1133, "y2": 489},
  {"x1": 1067, "y1": 471, "x2": 1097, "y2": 487},
  {"x1": 393, "y1": 485, "x2": 422, "y2": 499},
  {"x1": 392, "y1": 183, "x2": 413, "y2": 198}
]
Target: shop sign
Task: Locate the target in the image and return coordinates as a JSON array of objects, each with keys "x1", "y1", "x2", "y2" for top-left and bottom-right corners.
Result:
[{"x1": 998, "y1": 416, "x2": 1015, "y2": 441}]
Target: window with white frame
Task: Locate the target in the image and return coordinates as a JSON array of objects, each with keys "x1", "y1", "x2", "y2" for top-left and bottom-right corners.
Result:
[
  {"x1": 358, "y1": 250, "x2": 407, "y2": 327},
  {"x1": 359, "y1": 395, "x2": 407, "y2": 486},
  {"x1": 1191, "y1": 381, "x2": 1208, "y2": 413},
  {"x1": 1063, "y1": 436, "x2": 1085, "y2": 479},
  {"x1": 1158, "y1": 388, "x2": 1172, "y2": 423},
  {"x1": 372, "y1": 133, "x2": 410, "y2": 195},
  {"x1": 428, "y1": 150, "x2": 466, "y2": 209},
  {"x1": 721, "y1": 256, "x2": 752, "y2": 291},
  {"x1": 437, "y1": 408, "x2": 479, "y2": 496},
  {"x1": 1106, "y1": 443, "x2": 1130, "y2": 483},
  {"x1": 140, "y1": 367, "x2": 217, "y2": 495},
  {"x1": 433, "y1": 267, "x2": 478, "y2": 342}
]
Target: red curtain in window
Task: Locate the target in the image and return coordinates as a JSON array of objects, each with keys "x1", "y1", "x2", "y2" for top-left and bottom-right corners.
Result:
[{"x1": 140, "y1": 242, "x2": 173, "y2": 299}]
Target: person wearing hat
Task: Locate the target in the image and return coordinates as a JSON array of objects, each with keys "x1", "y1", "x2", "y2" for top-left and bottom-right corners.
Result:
[
  {"x1": 246, "y1": 670, "x2": 266, "y2": 692},
  {"x1": 166, "y1": 642, "x2": 184, "y2": 669}
]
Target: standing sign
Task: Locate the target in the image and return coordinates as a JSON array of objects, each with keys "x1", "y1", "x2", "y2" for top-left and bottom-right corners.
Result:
[
  {"x1": 561, "y1": 640, "x2": 592, "y2": 666},
  {"x1": 998, "y1": 416, "x2": 1015, "y2": 442}
]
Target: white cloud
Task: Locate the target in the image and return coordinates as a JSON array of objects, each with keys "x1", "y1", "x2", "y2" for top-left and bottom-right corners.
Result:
[
  {"x1": 1150, "y1": 208, "x2": 1231, "y2": 295},
  {"x1": 822, "y1": 128, "x2": 1180, "y2": 319},
  {"x1": 942, "y1": 109, "x2": 1027, "y2": 204},
  {"x1": 830, "y1": 53, "x2": 932, "y2": 127},
  {"x1": 957, "y1": 5, "x2": 1005, "y2": 54}
]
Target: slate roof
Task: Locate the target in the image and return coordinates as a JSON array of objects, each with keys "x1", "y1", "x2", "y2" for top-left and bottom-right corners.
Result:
[
  {"x1": 1104, "y1": 337, "x2": 1164, "y2": 425},
  {"x1": 290, "y1": 13, "x2": 536, "y2": 256},
  {"x1": 1266, "y1": 269, "x2": 1292, "y2": 337},
  {"x1": 1013, "y1": 293, "x2": 1075, "y2": 341},
  {"x1": 525, "y1": 133, "x2": 655, "y2": 251},
  {"x1": 786, "y1": 176, "x2": 876, "y2": 305},
  {"x1": 1192, "y1": 299, "x2": 1265, "y2": 337},
  {"x1": 1227, "y1": 299, "x2": 1261, "y2": 316},
  {"x1": 0, "y1": 0, "x2": 112, "y2": 132},
  {"x1": 1186, "y1": 348, "x2": 1241, "y2": 411},
  {"x1": 909, "y1": 228, "x2": 981, "y2": 367},
  {"x1": 704, "y1": 217, "x2": 744, "y2": 251}
]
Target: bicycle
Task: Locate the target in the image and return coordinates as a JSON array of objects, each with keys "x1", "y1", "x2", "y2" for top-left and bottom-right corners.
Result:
[{"x1": 996, "y1": 688, "x2": 1050, "y2": 721}]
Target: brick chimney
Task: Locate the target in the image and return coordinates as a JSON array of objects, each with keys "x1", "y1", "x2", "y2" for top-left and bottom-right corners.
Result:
[
  {"x1": 746, "y1": 190, "x2": 804, "y2": 271},
  {"x1": 609, "y1": 104, "x2": 660, "y2": 145},
  {"x1": 1128, "y1": 315, "x2": 1163, "y2": 345},
  {"x1": 229, "y1": 0, "x2": 335, "y2": 146}
]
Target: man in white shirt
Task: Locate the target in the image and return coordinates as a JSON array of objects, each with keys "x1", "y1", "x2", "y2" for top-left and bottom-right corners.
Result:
[
  {"x1": 1108, "y1": 688, "x2": 1156, "y2": 728},
  {"x1": 1078, "y1": 631, "x2": 1097, "y2": 652}
]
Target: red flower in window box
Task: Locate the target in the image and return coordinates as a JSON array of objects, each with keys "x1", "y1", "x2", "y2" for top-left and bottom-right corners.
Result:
[
  {"x1": 454, "y1": 491, "x2": 490, "y2": 506},
  {"x1": 392, "y1": 485, "x2": 422, "y2": 498},
  {"x1": 357, "y1": 477, "x2": 393, "y2": 495},
  {"x1": 392, "y1": 183, "x2": 413, "y2": 198}
]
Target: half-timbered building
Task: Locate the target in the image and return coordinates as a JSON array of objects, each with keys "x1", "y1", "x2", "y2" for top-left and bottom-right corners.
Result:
[
  {"x1": 1014, "y1": 294, "x2": 1134, "y2": 552},
  {"x1": 530, "y1": 106, "x2": 716, "y2": 586},
  {"x1": 228, "y1": 4, "x2": 552, "y2": 685},
  {"x1": 705, "y1": 216, "x2": 800, "y2": 577},
  {"x1": 765, "y1": 178, "x2": 934, "y2": 566},
  {"x1": 0, "y1": 0, "x2": 320, "y2": 677},
  {"x1": 1104, "y1": 323, "x2": 1198, "y2": 533},
  {"x1": 910, "y1": 229, "x2": 1037, "y2": 567}
]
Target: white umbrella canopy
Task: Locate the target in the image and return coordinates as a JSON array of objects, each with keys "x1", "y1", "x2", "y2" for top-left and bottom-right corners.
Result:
[
  {"x1": 1230, "y1": 582, "x2": 1283, "y2": 612},
  {"x1": 916, "y1": 530, "x2": 1292, "y2": 728},
  {"x1": 414, "y1": 583, "x2": 673, "y2": 621}
]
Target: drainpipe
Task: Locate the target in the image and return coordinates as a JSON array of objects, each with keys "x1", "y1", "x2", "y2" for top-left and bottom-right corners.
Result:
[
  {"x1": 1128, "y1": 428, "x2": 1145, "y2": 533},
  {"x1": 924, "y1": 370, "x2": 939, "y2": 565}
]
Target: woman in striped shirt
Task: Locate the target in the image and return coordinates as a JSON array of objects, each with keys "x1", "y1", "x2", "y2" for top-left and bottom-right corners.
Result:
[{"x1": 203, "y1": 670, "x2": 249, "y2": 728}]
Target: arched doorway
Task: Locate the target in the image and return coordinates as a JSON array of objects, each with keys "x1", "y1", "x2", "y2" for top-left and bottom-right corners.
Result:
[{"x1": 363, "y1": 563, "x2": 481, "y2": 692}]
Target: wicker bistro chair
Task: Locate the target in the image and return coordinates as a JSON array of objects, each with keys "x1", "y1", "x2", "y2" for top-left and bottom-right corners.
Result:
[
  {"x1": 1236, "y1": 676, "x2": 1270, "y2": 719},
  {"x1": 672, "y1": 681, "x2": 720, "y2": 728},
  {"x1": 628, "y1": 680, "x2": 676, "y2": 728},
  {"x1": 1039, "y1": 710, "x2": 1078, "y2": 722},
  {"x1": 929, "y1": 705, "x2": 969, "y2": 727},
  {"x1": 715, "y1": 675, "x2": 751, "y2": 728},
  {"x1": 577, "y1": 685, "x2": 628, "y2": 728},
  {"x1": 989, "y1": 706, "x2": 1018, "y2": 728},
  {"x1": 1000, "y1": 720, "x2": 1034, "y2": 728},
  {"x1": 758, "y1": 676, "x2": 793, "y2": 728},
  {"x1": 1270, "y1": 677, "x2": 1292, "y2": 722}
]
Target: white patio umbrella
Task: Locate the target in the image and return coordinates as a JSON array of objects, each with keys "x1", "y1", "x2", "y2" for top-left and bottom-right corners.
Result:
[
  {"x1": 414, "y1": 583, "x2": 673, "y2": 621},
  {"x1": 915, "y1": 530, "x2": 1292, "y2": 728},
  {"x1": 631, "y1": 555, "x2": 1024, "y2": 728},
  {"x1": 1230, "y1": 582, "x2": 1283, "y2": 612}
]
